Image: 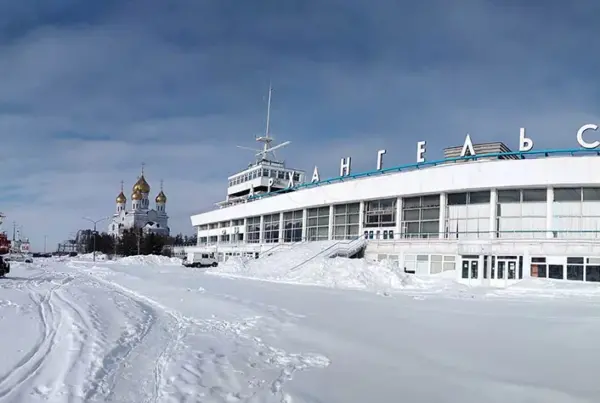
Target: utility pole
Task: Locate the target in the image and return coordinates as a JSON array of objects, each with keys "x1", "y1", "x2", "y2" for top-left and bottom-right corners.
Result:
[{"x1": 82, "y1": 216, "x2": 109, "y2": 262}]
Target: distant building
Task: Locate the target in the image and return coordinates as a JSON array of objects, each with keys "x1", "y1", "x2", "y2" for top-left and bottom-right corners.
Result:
[{"x1": 108, "y1": 167, "x2": 170, "y2": 237}]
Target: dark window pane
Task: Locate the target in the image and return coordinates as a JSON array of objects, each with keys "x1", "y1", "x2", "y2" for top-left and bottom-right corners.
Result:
[
  {"x1": 498, "y1": 189, "x2": 520, "y2": 203},
  {"x1": 469, "y1": 191, "x2": 490, "y2": 204},
  {"x1": 447, "y1": 193, "x2": 467, "y2": 205},
  {"x1": 583, "y1": 188, "x2": 600, "y2": 201},
  {"x1": 567, "y1": 257, "x2": 584, "y2": 264},
  {"x1": 522, "y1": 189, "x2": 546, "y2": 202},
  {"x1": 554, "y1": 188, "x2": 581, "y2": 202},
  {"x1": 567, "y1": 265, "x2": 584, "y2": 281},
  {"x1": 403, "y1": 197, "x2": 421, "y2": 209},
  {"x1": 586, "y1": 266, "x2": 600, "y2": 282},
  {"x1": 421, "y1": 195, "x2": 440, "y2": 208}
]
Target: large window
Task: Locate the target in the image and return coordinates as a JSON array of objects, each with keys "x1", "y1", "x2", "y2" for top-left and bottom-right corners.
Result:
[
  {"x1": 403, "y1": 254, "x2": 430, "y2": 275},
  {"x1": 446, "y1": 191, "x2": 490, "y2": 239},
  {"x1": 531, "y1": 256, "x2": 600, "y2": 282},
  {"x1": 262, "y1": 213, "x2": 280, "y2": 243},
  {"x1": 246, "y1": 216, "x2": 260, "y2": 243},
  {"x1": 333, "y1": 203, "x2": 360, "y2": 240},
  {"x1": 283, "y1": 210, "x2": 303, "y2": 242},
  {"x1": 364, "y1": 198, "x2": 396, "y2": 228},
  {"x1": 402, "y1": 195, "x2": 440, "y2": 238},
  {"x1": 307, "y1": 207, "x2": 330, "y2": 241},
  {"x1": 497, "y1": 188, "x2": 546, "y2": 239},
  {"x1": 553, "y1": 187, "x2": 600, "y2": 239},
  {"x1": 430, "y1": 255, "x2": 456, "y2": 274}
]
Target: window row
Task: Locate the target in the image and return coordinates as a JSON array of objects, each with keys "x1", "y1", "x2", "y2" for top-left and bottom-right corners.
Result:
[
  {"x1": 229, "y1": 169, "x2": 301, "y2": 187},
  {"x1": 200, "y1": 187, "x2": 600, "y2": 237},
  {"x1": 530, "y1": 256, "x2": 600, "y2": 282}
]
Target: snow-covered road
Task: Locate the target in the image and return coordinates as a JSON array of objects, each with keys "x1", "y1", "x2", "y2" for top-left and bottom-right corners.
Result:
[{"x1": 1, "y1": 258, "x2": 600, "y2": 403}]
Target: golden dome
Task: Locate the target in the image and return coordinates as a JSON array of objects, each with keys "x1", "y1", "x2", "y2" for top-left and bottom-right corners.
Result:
[
  {"x1": 131, "y1": 190, "x2": 142, "y2": 200},
  {"x1": 116, "y1": 191, "x2": 127, "y2": 204},
  {"x1": 133, "y1": 175, "x2": 150, "y2": 193},
  {"x1": 155, "y1": 190, "x2": 167, "y2": 203}
]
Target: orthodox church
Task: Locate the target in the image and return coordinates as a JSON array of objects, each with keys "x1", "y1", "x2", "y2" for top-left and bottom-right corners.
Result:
[{"x1": 108, "y1": 168, "x2": 170, "y2": 237}]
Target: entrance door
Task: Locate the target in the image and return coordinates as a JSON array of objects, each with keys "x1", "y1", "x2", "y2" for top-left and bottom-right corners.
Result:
[
  {"x1": 494, "y1": 258, "x2": 519, "y2": 280},
  {"x1": 461, "y1": 258, "x2": 479, "y2": 279}
]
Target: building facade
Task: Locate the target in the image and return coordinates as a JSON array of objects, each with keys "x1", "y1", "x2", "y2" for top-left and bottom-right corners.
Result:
[
  {"x1": 108, "y1": 171, "x2": 170, "y2": 237},
  {"x1": 189, "y1": 146, "x2": 600, "y2": 287}
]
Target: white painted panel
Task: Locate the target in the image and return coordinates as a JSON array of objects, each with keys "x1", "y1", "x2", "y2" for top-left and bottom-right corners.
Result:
[
  {"x1": 469, "y1": 204, "x2": 490, "y2": 219},
  {"x1": 521, "y1": 203, "x2": 546, "y2": 217},
  {"x1": 581, "y1": 217, "x2": 600, "y2": 230},
  {"x1": 553, "y1": 202, "x2": 582, "y2": 216},
  {"x1": 582, "y1": 201, "x2": 600, "y2": 215},
  {"x1": 498, "y1": 203, "x2": 521, "y2": 217}
]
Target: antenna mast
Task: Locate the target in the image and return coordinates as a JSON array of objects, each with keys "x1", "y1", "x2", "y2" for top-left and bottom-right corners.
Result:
[
  {"x1": 265, "y1": 82, "x2": 272, "y2": 140},
  {"x1": 236, "y1": 83, "x2": 291, "y2": 164}
]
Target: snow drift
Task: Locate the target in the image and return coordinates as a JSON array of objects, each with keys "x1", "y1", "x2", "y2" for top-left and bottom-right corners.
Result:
[
  {"x1": 207, "y1": 255, "x2": 434, "y2": 292},
  {"x1": 117, "y1": 255, "x2": 183, "y2": 266},
  {"x1": 73, "y1": 252, "x2": 109, "y2": 261}
]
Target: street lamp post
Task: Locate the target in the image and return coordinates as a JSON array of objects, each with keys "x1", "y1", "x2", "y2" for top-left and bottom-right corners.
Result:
[{"x1": 82, "y1": 217, "x2": 109, "y2": 262}]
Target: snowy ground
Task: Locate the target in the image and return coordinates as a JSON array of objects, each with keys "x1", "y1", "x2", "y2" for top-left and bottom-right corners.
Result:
[{"x1": 1, "y1": 256, "x2": 600, "y2": 402}]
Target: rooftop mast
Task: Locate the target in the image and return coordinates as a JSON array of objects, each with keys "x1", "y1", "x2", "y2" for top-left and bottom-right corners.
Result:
[{"x1": 236, "y1": 83, "x2": 291, "y2": 164}]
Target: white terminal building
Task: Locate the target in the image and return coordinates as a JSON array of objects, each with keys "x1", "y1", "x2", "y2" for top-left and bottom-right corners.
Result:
[{"x1": 188, "y1": 92, "x2": 600, "y2": 286}]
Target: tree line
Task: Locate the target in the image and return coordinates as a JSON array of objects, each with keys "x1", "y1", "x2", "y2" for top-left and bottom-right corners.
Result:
[{"x1": 82, "y1": 230, "x2": 197, "y2": 257}]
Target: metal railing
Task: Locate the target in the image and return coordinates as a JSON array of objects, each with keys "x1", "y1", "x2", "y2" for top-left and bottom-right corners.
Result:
[
  {"x1": 387, "y1": 229, "x2": 600, "y2": 240},
  {"x1": 288, "y1": 235, "x2": 368, "y2": 272},
  {"x1": 258, "y1": 239, "x2": 307, "y2": 258},
  {"x1": 192, "y1": 229, "x2": 600, "y2": 250}
]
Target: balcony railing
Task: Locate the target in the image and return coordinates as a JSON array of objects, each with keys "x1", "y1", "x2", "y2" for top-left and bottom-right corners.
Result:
[{"x1": 189, "y1": 229, "x2": 600, "y2": 249}]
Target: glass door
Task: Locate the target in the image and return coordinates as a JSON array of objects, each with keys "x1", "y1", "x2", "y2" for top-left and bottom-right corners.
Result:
[
  {"x1": 461, "y1": 257, "x2": 479, "y2": 279},
  {"x1": 496, "y1": 260, "x2": 506, "y2": 280},
  {"x1": 494, "y1": 258, "x2": 520, "y2": 280}
]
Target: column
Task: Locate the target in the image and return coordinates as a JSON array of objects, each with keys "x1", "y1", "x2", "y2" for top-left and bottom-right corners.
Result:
[
  {"x1": 489, "y1": 189, "x2": 497, "y2": 239},
  {"x1": 259, "y1": 216, "x2": 264, "y2": 243},
  {"x1": 301, "y1": 209, "x2": 308, "y2": 241},
  {"x1": 438, "y1": 193, "x2": 446, "y2": 239},
  {"x1": 546, "y1": 187, "x2": 554, "y2": 239},
  {"x1": 278, "y1": 212, "x2": 284, "y2": 243},
  {"x1": 328, "y1": 205, "x2": 334, "y2": 240},
  {"x1": 395, "y1": 196, "x2": 402, "y2": 239},
  {"x1": 358, "y1": 201, "x2": 365, "y2": 238},
  {"x1": 243, "y1": 218, "x2": 247, "y2": 244}
]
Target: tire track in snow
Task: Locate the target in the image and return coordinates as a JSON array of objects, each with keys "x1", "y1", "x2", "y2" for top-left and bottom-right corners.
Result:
[
  {"x1": 68, "y1": 263, "x2": 332, "y2": 402},
  {"x1": 52, "y1": 287, "x2": 100, "y2": 401},
  {"x1": 76, "y1": 270, "x2": 193, "y2": 403},
  {"x1": 0, "y1": 274, "x2": 75, "y2": 402},
  {"x1": 82, "y1": 290, "x2": 159, "y2": 402},
  {"x1": 151, "y1": 315, "x2": 187, "y2": 403}
]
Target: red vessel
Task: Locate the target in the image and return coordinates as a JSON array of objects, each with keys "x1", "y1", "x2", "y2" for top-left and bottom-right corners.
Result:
[
  {"x1": 0, "y1": 213, "x2": 10, "y2": 254},
  {"x1": 0, "y1": 233, "x2": 10, "y2": 254}
]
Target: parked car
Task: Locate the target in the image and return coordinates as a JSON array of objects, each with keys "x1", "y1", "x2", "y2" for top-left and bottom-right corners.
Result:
[
  {"x1": 0, "y1": 256, "x2": 10, "y2": 277},
  {"x1": 183, "y1": 253, "x2": 218, "y2": 268},
  {"x1": 5, "y1": 253, "x2": 33, "y2": 263}
]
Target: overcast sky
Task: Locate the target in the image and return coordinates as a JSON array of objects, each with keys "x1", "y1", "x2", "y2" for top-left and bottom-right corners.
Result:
[{"x1": 0, "y1": 0, "x2": 598, "y2": 250}]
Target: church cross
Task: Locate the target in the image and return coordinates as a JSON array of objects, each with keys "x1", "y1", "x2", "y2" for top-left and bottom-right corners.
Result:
[
  {"x1": 120, "y1": 180, "x2": 124, "y2": 191},
  {"x1": 141, "y1": 162, "x2": 145, "y2": 176}
]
